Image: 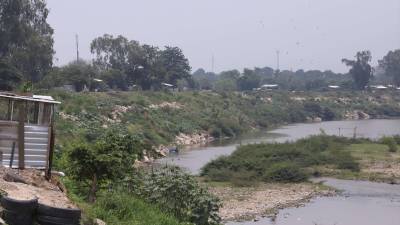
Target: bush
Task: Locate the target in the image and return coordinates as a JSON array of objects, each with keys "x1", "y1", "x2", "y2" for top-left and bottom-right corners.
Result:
[
  {"x1": 263, "y1": 163, "x2": 308, "y2": 182},
  {"x1": 122, "y1": 166, "x2": 221, "y2": 225},
  {"x1": 65, "y1": 131, "x2": 146, "y2": 202},
  {"x1": 380, "y1": 137, "x2": 398, "y2": 153},
  {"x1": 202, "y1": 135, "x2": 360, "y2": 183},
  {"x1": 334, "y1": 152, "x2": 360, "y2": 172}
]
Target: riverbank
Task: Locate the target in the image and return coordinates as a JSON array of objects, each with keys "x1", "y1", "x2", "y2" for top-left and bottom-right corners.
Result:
[
  {"x1": 49, "y1": 90, "x2": 400, "y2": 156},
  {"x1": 198, "y1": 135, "x2": 400, "y2": 222},
  {"x1": 208, "y1": 182, "x2": 335, "y2": 222}
]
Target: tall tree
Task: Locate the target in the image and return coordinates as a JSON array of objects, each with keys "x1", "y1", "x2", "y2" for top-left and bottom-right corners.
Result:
[
  {"x1": 159, "y1": 46, "x2": 191, "y2": 86},
  {"x1": 237, "y1": 69, "x2": 261, "y2": 91},
  {"x1": 91, "y1": 35, "x2": 192, "y2": 90},
  {"x1": 342, "y1": 51, "x2": 373, "y2": 90},
  {"x1": 0, "y1": 59, "x2": 21, "y2": 90},
  {"x1": 60, "y1": 61, "x2": 97, "y2": 92},
  {"x1": 0, "y1": 0, "x2": 54, "y2": 85},
  {"x1": 379, "y1": 49, "x2": 400, "y2": 86}
]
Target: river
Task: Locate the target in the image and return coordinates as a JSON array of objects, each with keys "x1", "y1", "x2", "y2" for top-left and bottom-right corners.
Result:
[
  {"x1": 159, "y1": 119, "x2": 400, "y2": 225},
  {"x1": 160, "y1": 119, "x2": 400, "y2": 174}
]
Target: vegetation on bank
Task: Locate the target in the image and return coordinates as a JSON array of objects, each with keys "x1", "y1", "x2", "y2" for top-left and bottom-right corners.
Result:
[
  {"x1": 51, "y1": 90, "x2": 400, "y2": 149},
  {"x1": 57, "y1": 130, "x2": 221, "y2": 225},
  {"x1": 63, "y1": 167, "x2": 221, "y2": 225},
  {"x1": 201, "y1": 135, "x2": 360, "y2": 185},
  {"x1": 201, "y1": 135, "x2": 400, "y2": 185}
]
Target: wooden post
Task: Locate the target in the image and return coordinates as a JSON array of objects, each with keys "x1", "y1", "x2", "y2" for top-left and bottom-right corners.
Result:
[
  {"x1": 18, "y1": 101, "x2": 26, "y2": 169},
  {"x1": 46, "y1": 106, "x2": 56, "y2": 180}
]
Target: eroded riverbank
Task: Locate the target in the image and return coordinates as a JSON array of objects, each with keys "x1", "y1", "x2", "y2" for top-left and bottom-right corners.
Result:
[
  {"x1": 208, "y1": 182, "x2": 335, "y2": 222},
  {"x1": 227, "y1": 178, "x2": 400, "y2": 225}
]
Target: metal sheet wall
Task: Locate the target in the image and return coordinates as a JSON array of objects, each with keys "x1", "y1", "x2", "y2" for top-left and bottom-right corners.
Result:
[{"x1": 0, "y1": 123, "x2": 49, "y2": 168}]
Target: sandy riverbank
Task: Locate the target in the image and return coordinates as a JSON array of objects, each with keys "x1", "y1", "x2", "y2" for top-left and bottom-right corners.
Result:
[{"x1": 208, "y1": 182, "x2": 335, "y2": 222}]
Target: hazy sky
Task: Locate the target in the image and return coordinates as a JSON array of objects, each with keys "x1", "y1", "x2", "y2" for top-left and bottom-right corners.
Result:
[{"x1": 47, "y1": 0, "x2": 400, "y2": 73}]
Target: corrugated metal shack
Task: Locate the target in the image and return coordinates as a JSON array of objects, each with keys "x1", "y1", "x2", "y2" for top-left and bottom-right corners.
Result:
[{"x1": 0, "y1": 92, "x2": 60, "y2": 178}]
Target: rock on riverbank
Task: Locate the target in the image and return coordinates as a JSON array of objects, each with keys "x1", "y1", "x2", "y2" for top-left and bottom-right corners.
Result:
[{"x1": 175, "y1": 132, "x2": 214, "y2": 146}]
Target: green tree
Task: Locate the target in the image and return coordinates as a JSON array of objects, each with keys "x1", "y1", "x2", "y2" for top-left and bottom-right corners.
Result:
[
  {"x1": 0, "y1": 59, "x2": 21, "y2": 90},
  {"x1": 379, "y1": 49, "x2": 400, "y2": 86},
  {"x1": 66, "y1": 132, "x2": 145, "y2": 202},
  {"x1": 237, "y1": 69, "x2": 261, "y2": 91},
  {"x1": 60, "y1": 61, "x2": 97, "y2": 92},
  {"x1": 214, "y1": 70, "x2": 240, "y2": 92},
  {"x1": 91, "y1": 35, "x2": 192, "y2": 90},
  {"x1": 342, "y1": 51, "x2": 373, "y2": 90},
  {"x1": 0, "y1": 0, "x2": 54, "y2": 85},
  {"x1": 159, "y1": 46, "x2": 191, "y2": 87}
]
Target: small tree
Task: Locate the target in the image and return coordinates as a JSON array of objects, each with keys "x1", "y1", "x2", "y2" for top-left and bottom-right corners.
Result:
[
  {"x1": 66, "y1": 132, "x2": 145, "y2": 202},
  {"x1": 379, "y1": 49, "x2": 400, "y2": 86},
  {"x1": 342, "y1": 51, "x2": 373, "y2": 90}
]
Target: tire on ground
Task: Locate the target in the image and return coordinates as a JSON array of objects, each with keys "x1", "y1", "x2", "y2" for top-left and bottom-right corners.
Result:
[
  {"x1": 1, "y1": 196, "x2": 38, "y2": 212},
  {"x1": 37, "y1": 203, "x2": 81, "y2": 221},
  {"x1": 2, "y1": 209, "x2": 33, "y2": 225},
  {"x1": 36, "y1": 215, "x2": 79, "y2": 225}
]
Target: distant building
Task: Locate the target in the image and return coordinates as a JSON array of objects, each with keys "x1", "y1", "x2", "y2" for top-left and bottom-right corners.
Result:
[
  {"x1": 161, "y1": 83, "x2": 177, "y2": 91},
  {"x1": 371, "y1": 85, "x2": 388, "y2": 90},
  {"x1": 260, "y1": 84, "x2": 279, "y2": 90}
]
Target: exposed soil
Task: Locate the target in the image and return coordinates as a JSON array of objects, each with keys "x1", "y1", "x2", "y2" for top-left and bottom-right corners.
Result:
[
  {"x1": 209, "y1": 183, "x2": 335, "y2": 222},
  {"x1": 0, "y1": 167, "x2": 77, "y2": 209}
]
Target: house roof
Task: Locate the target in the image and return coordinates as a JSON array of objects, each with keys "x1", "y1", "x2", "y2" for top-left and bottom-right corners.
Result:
[
  {"x1": 371, "y1": 85, "x2": 388, "y2": 89},
  {"x1": 0, "y1": 92, "x2": 61, "y2": 104},
  {"x1": 161, "y1": 83, "x2": 174, "y2": 87},
  {"x1": 261, "y1": 84, "x2": 279, "y2": 88}
]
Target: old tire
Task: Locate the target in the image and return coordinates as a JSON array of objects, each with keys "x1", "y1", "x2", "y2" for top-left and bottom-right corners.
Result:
[
  {"x1": 37, "y1": 203, "x2": 81, "y2": 221},
  {"x1": 2, "y1": 209, "x2": 33, "y2": 225},
  {"x1": 36, "y1": 215, "x2": 79, "y2": 225},
  {"x1": 1, "y1": 196, "x2": 38, "y2": 212}
]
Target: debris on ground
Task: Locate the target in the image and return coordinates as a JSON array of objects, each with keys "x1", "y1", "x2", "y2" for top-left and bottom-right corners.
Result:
[{"x1": 0, "y1": 167, "x2": 77, "y2": 209}]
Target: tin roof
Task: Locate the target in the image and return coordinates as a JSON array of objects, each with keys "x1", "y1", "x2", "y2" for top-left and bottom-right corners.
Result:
[{"x1": 0, "y1": 92, "x2": 61, "y2": 104}]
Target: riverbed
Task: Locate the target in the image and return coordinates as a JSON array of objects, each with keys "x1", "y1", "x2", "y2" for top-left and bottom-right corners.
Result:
[
  {"x1": 159, "y1": 119, "x2": 400, "y2": 225},
  {"x1": 227, "y1": 178, "x2": 400, "y2": 225}
]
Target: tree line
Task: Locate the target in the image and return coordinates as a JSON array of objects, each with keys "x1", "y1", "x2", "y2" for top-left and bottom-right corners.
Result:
[
  {"x1": 0, "y1": 0, "x2": 399, "y2": 92},
  {"x1": 194, "y1": 50, "x2": 400, "y2": 92}
]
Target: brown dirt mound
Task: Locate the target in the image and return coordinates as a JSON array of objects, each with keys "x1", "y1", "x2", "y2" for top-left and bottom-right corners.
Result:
[{"x1": 0, "y1": 167, "x2": 77, "y2": 209}]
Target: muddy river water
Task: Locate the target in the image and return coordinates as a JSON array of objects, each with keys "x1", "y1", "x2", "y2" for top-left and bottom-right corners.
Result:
[{"x1": 160, "y1": 119, "x2": 400, "y2": 225}]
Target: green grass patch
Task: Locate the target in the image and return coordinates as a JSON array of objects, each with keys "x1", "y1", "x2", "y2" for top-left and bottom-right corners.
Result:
[{"x1": 63, "y1": 178, "x2": 189, "y2": 225}]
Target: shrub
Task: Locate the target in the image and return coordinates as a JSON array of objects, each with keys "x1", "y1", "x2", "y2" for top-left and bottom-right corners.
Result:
[
  {"x1": 202, "y1": 135, "x2": 360, "y2": 183},
  {"x1": 334, "y1": 152, "x2": 360, "y2": 172},
  {"x1": 380, "y1": 137, "x2": 398, "y2": 153},
  {"x1": 66, "y1": 131, "x2": 146, "y2": 202},
  {"x1": 263, "y1": 163, "x2": 308, "y2": 182},
  {"x1": 123, "y1": 166, "x2": 221, "y2": 225}
]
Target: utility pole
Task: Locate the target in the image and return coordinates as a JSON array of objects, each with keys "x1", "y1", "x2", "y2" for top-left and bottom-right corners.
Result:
[
  {"x1": 76, "y1": 34, "x2": 80, "y2": 62},
  {"x1": 211, "y1": 54, "x2": 215, "y2": 73},
  {"x1": 276, "y1": 50, "x2": 280, "y2": 71}
]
